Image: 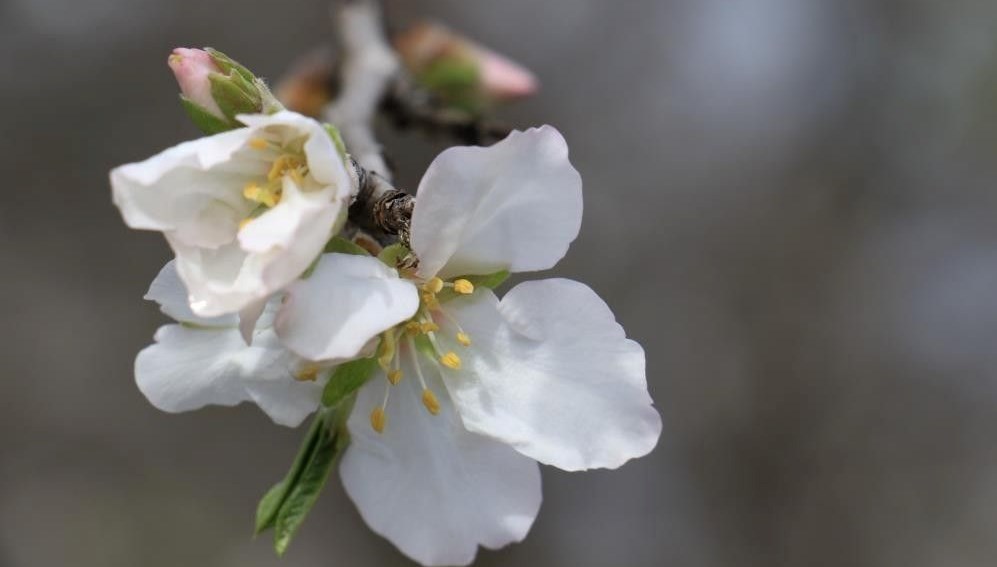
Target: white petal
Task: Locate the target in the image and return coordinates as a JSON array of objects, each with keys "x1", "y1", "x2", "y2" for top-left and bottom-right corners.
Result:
[
  {"x1": 144, "y1": 260, "x2": 237, "y2": 327},
  {"x1": 275, "y1": 254, "x2": 419, "y2": 361},
  {"x1": 410, "y1": 126, "x2": 582, "y2": 279},
  {"x1": 110, "y1": 128, "x2": 262, "y2": 247},
  {"x1": 135, "y1": 325, "x2": 322, "y2": 427},
  {"x1": 441, "y1": 279, "x2": 662, "y2": 471},
  {"x1": 238, "y1": 298, "x2": 268, "y2": 344},
  {"x1": 341, "y1": 357, "x2": 541, "y2": 566}
]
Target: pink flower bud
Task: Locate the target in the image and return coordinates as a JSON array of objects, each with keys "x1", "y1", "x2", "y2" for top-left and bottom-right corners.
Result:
[{"x1": 168, "y1": 48, "x2": 225, "y2": 119}]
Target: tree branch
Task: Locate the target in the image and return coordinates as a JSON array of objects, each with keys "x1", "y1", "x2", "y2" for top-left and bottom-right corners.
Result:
[{"x1": 324, "y1": 0, "x2": 415, "y2": 244}]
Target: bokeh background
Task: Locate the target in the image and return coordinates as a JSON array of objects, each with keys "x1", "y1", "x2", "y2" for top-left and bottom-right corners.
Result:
[{"x1": 4, "y1": 0, "x2": 997, "y2": 565}]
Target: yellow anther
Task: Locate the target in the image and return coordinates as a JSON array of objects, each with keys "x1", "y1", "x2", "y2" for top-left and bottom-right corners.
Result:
[
  {"x1": 405, "y1": 321, "x2": 423, "y2": 335},
  {"x1": 259, "y1": 189, "x2": 279, "y2": 208},
  {"x1": 453, "y1": 279, "x2": 474, "y2": 295},
  {"x1": 421, "y1": 389, "x2": 441, "y2": 415},
  {"x1": 439, "y1": 351, "x2": 462, "y2": 370},
  {"x1": 239, "y1": 218, "x2": 253, "y2": 231},
  {"x1": 423, "y1": 277, "x2": 444, "y2": 294},
  {"x1": 267, "y1": 155, "x2": 303, "y2": 182},
  {"x1": 288, "y1": 167, "x2": 304, "y2": 186},
  {"x1": 456, "y1": 332, "x2": 472, "y2": 347},
  {"x1": 420, "y1": 321, "x2": 440, "y2": 333},
  {"x1": 377, "y1": 330, "x2": 397, "y2": 371},
  {"x1": 387, "y1": 369, "x2": 403, "y2": 385},
  {"x1": 421, "y1": 293, "x2": 440, "y2": 309},
  {"x1": 370, "y1": 407, "x2": 387, "y2": 433},
  {"x1": 248, "y1": 137, "x2": 269, "y2": 150},
  {"x1": 243, "y1": 183, "x2": 262, "y2": 200},
  {"x1": 295, "y1": 364, "x2": 320, "y2": 382}
]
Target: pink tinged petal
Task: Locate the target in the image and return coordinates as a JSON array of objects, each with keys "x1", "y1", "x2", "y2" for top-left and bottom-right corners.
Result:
[
  {"x1": 340, "y1": 360, "x2": 541, "y2": 567},
  {"x1": 442, "y1": 279, "x2": 662, "y2": 471},
  {"x1": 275, "y1": 254, "x2": 420, "y2": 361},
  {"x1": 144, "y1": 260, "x2": 237, "y2": 327},
  {"x1": 135, "y1": 326, "x2": 322, "y2": 427},
  {"x1": 168, "y1": 47, "x2": 225, "y2": 119},
  {"x1": 410, "y1": 125, "x2": 583, "y2": 280}
]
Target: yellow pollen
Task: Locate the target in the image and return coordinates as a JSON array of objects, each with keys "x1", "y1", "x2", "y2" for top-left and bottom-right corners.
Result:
[
  {"x1": 453, "y1": 279, "x2": 474, "y2": 294},
  {"x1": 421, "y1": 293, "x2": 440, "y2": 309},
  {"x1": 370, "y1": 407, "x2": 387, "y2": 433},
  {"x1": 295, "y1": 365, "x2": 320, "y2": 382},
  {"x1": 423, "y1": 277, "x2": 444, "y2": 294},
  {"x1": 288, "y1": 167, "x2": 304, "y2": 186},
  {"x1": 405, "y1": 321, "x2": 423, "y2": 335},
  {"x1": 239, "y1": 218, "x2": 253, "y2": 230},
  {"x1": 248, "y1": 137, "x2": 269, "y2": 150},
  {"x1": 439, "y1": 351, "x2": 462, "y2": 370},
  {"x1": 387, "y1": 369, "x2": 403, "y2": 385},
  {"x1": 420, "y1": 321, "x2": 439, "y2": 333},
  {"x1": 421, "y1": 389, "x2": 441, "y2": 415},
  {"x1": 456, "y1": 332, "x2": 472, "y2": 347}
]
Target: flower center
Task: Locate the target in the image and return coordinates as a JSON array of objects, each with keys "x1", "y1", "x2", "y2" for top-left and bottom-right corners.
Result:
[
  {"x1": 238, "y1": 136, "x2": 310, "y2": 229},
  {"x1": 365, "y1": 274, "x2": 476, "y2": 433}
]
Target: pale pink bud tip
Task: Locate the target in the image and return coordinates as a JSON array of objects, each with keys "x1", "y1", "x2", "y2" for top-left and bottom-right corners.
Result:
[
  {"x1": 480, "y1": 52, "x2": 539, "y2": 100},
  {"x1": 168, "y1": 47, "x2": 225, "y2": 119}
]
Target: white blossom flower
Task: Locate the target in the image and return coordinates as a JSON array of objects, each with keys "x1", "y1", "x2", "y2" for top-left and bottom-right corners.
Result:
[
  {"x1": 110, "y1": 111, "x2": 353, "y2": 330},
  {"x1": 277, "y1": 126, "x2": 662, "y2": 565},
  {"x1": 135, "y1": 261, "x2": 330, "y2": 427}
]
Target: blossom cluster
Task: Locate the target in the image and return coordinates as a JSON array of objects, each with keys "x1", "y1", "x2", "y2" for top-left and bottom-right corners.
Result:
[{"x1": 110, "y1": 48, "x2": 661, "y2": 566}]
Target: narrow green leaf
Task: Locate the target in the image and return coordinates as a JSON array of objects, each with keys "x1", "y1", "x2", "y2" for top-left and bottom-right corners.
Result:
[
  {"x1": 322, "y1": 357, "x2": 377, "y2": 407},
  {"x1": 323, "y1": 236, "x2": 370, "y2": 256},
  {"x1": 378, "y1": 243, "x2": 411, "y2": 268},
  {"x1": 253, "y1": 414, "x2": 325, "y2": 535},
  {"x1": 179, "y1": 95, "x2": 236, "y2": 134},
  {"x1": 437, "y1": 270, "x2": 510, "y2": 302},
  {"x1": 273, "y1": 418, "x2": 342, "y2": 556}
]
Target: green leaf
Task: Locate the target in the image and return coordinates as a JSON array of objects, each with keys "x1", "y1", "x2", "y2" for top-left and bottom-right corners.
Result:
[
  {"x1": 323, "y1": 123, "x2": 348, "y2": 160},
  {"x1": 437, "y1": 270, "x2": 510, "y2": 302},
  {"x1": 322, "y1": 357, "x2": 377, "y2": 408},
  {"x1": 273, "y1": 418, "x2": 343, "y2": 556},
  {"x1": 377, "y1": 243, "x2": 411, "y2": 268},
  {"x1": 254, "y1": 414, "x2": 326, "y2": 535},
  {"x1": 179, "y1": 95, "x2": 236, "y2": 134},
  {"x1": 323, "y1": 236, "x2": 370, "y2": 256}
]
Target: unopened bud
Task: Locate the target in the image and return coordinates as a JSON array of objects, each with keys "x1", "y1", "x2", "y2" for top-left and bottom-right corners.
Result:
[
  {"x1": 169, "y1": 47, "x2": 282, "y2": 134},
  {"x1": 394, "y1": 22, "x2": 538, "y2": 114}
]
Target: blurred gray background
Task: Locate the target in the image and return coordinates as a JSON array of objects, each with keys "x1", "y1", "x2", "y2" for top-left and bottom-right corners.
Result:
[{"x1": 4, "y1": 0, "x2": 997, "y2": 565}]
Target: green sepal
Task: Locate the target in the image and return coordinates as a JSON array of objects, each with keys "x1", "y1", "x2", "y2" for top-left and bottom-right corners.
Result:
[
  {"x1": 323, "y1": 236, "x2": 371, "y2": 256},
  {"x1": 378, "y1": 243, "x2": 411, "y2": 268},
  {"x1": 178, "y1": 95, "x2": 236, "y2": 134},
  {"x1": 209, "y1": 72, "x2": 262, "y2": 122},
  {"x1": 418, "y1": 58, "x2": 485, "y2": 115},
  {"x1": 205, "y1": 47, "x2": 256, "y2": 84},
  {"x1": 322, "y1": 357, "x2": 378, "y2": 408},
  {"x1": 323, "y1": 123, "x2": 348, "y2": 160},
  {"x1": 437, "y1": 269, "x2": 510, "y2": 302}
]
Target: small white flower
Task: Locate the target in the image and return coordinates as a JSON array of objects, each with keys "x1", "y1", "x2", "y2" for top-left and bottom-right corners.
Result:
[
  {"x1": 135, "y1": 261, "x2": 329, "y2": 427},
  {"x1": 111, "y1": 111, "x2": 353, "y2": 328},
  {"x1": 277, "y1": 126, "x2": 662, "y2": 565}
]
